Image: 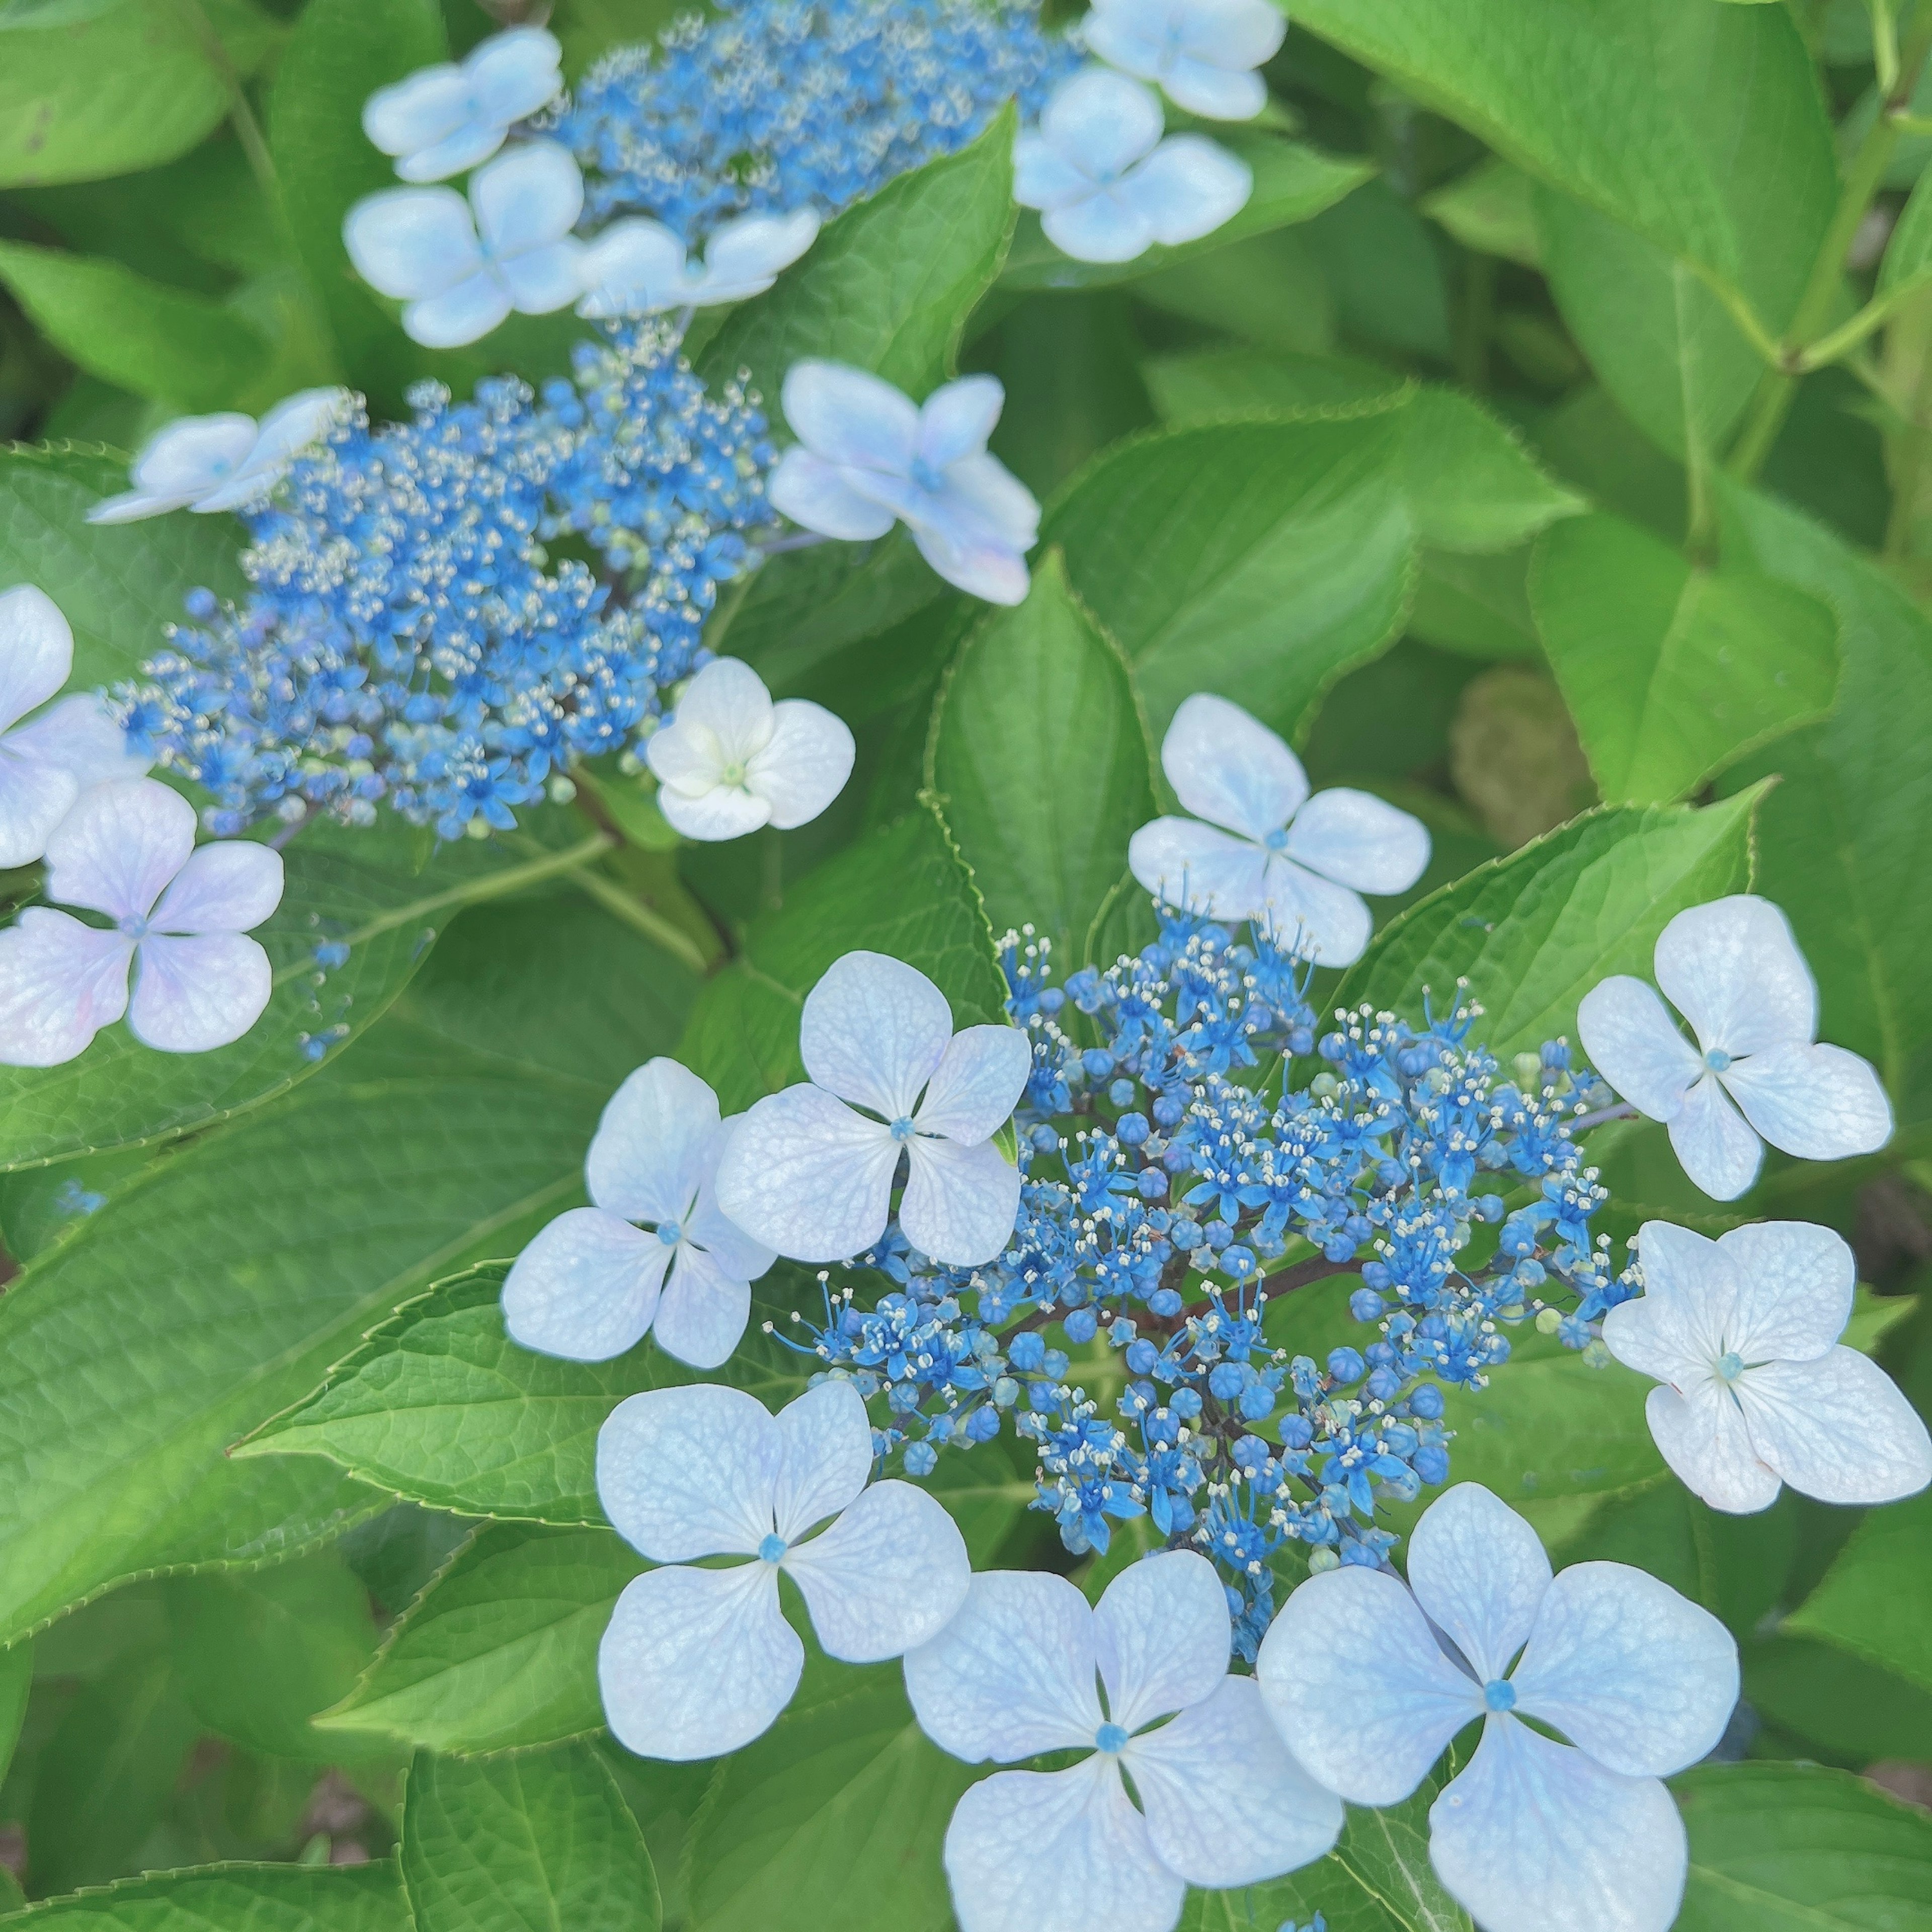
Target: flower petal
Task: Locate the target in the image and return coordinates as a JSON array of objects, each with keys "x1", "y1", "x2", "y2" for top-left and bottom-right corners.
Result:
[
  {"x1": 502, "y1": 1206, "x2": 669, "y2": 1362},
  {"x1": 129, "y1": 414, "x2": 259, "y2": 500},
  {"x1": 233, "y1": 386, "x2": 345, "y2": 477},
  {"x1": 712, "y1": 1083, "x2": 899, "y2": 1263},
  {"x1": 577, "y1": 218, "x2": 688, "y2": 316},
  {"x1": 746, "y1": 698, "x2": 854, "y2": 830},
  {"x1": 149, "y1": 838, "x2": 283, "y2": 934},
  {"x1": 771, "y1": 1377, "x2": 874, "y2": 1542},
  {"x1": 1602, "y1": 1220, "x2": 1738, "y2": 1384},
  {"x1": 0, "y1": 584, "x2": 74, "y2": 734},
  {"x1": 1042, "y1": 188, "x2": 1155, "y2": 264},
  {"x1": 585, "y1": 1055, "x2": 721, "y2": 1226},
  {"x1": 1160, "y1": 691, "x2": 1308, "y2": 841},
  {"x1": 800, "y1": 949, "x2": 953, "y2": 1120},
  {"x1": 1093, "y1": 1549, "x2": 1227, "y2": 1732},
  {"x1": 901, "y1": 1134, "x2": 1022, "y2": 1267},
  {"x1": 904, "y1": 514, "x2": 1033, "y2": 605},
  {"x1": 1284, "y1": 787, "x2": 1431, "y2": 895},
  {"x1": 652, "y1": 1241, "x2": 751, "y2": 1371},
  {"x1": 1121, "y1": 135, "x2": 1252, "y2": 246},
  {"x1": 914, "y1": 1024, "x2": 1031, "y2": 1146},
  {"x1": 1510, "y1": 1562, "x2": 1738, "y2": 1776},
  {"x1": 1127, "y1": 818, "x2": 1268, "y2": 919},
  {"x1": 684, "y1": 1143, "x2": 777, "y2": 1282},
  {"x1": 1653, "y1": 895, "x2": 1815, "y2": 1059},
  {"x1": 471, "y1": 139, "x2": 582, "y2": 256},
  {"x1": 1575, "y1": 976, "x2": 1703, "y2": 1120},
  {"x1": 700, "y1": 207, "x2": 820, "y2": 300},
  {"x1": 344, "y1": 187, "x2": 480, "y2": 299},
  {"x1": 943, "y1": 1760, "x2": 1183, "y2": 1932},
  {"x1": 1041, "y1": 68, "x2": 1165, "y2": 179},
  {"x1": 466, "y1": 24, "x2": 563, "y2": 125},
  {"x1": 394, "y1": 121, "x2": 512, "y2": 186},
  {"x1": 0, "y1": 748, "x2": 76, "y2": 872},
  {"x1": 1257, "y1": 856, "x2": 1373, "y2": 967},
  {"x1": 1128, "y1": 1675, "x2": 1341, "y2": 1888},
  {"x1": 1714, "y1": 1220, "x2": 1854, "y2": 1364},
  {"x1": 1736, "y1": 1348, "x2": 1932, "y2": 1506},
  {"x1": 1723, "y1": 1040, "x2": 1893, "y2": 1163},
  {"x1": 403, "y1": 273, "x2": 513, "y2": 349},
  {"x1": 940, "y1": 452, "x2": 1041, "y2": 552},
  {"x1": 767, "y1": 448, "x2": 901, "y2": 541},
  {"x1": 780, "y1": 360, "x2": 920, "y2": 475},
  {"x1": 1159, "y1": 59, "x2": 1268, "y2": 119},
  {"x1": 1406, "y1": 1482, "x2": 1552, "y2": 1684},
  {"x1": 43, "y1": 777, "x2": 191, "y2": 922},
  {"x1": 362, "y1": 66, "x2": 469, "y2": 157},
  {"x1": 656, "y1": 781, "x2": 772, "y2": 841},
  {"x1": 1256, "y1": 1564, "x2": 1480, "y2": 1806},
  {"x1": 599, "y1": 1561, "x2": 801, "y2": 1761},
  {"x1": 127, "y1": 933, "x2": 272, "y2": 1052},
  {"x1": 670, "y1": 657, "x2": 775, "y2": 768},
  {"x1": 1429, "y1": 1717, "x2": 1687, "y2": 1932},
  {"x1": 596, "y1": 1384, "x2": 778, "y2": 1561},
  {"x1": 1668, "y1": 1072, "x2": 1764, "y2": 1201},
  {"x1": 1012, "y1": 130, "x2": 1097, "y2": 210},
  {"x1": 496, "y1": 238, "x2": 587, "y2": 315},
  {"x1": 918, "y1": 374, "x2": 1005, "y2": 470},
  {"x1": 1643, "y1": 1380, "x2": 1782, "y2": 1514},
  {"x1": 1180, "y1": 0, "x2": 1290, "y2": 69},
  {"x1": 0, "y1": 909, "x2": 131, "y2": 1067},
  {"x1": 5, "y1": 693, "x2": 148, "y2": 791},
  {"x1": 904, "y1": 1568, "x2": 1102, "y2": 1761},
  {"x1": 783, "y1": 1479, "x2": 970, "y2": 1660}
]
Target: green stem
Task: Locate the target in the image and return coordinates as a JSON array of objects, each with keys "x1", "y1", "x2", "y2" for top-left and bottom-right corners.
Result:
[
  {"x1": 176, "y1": 0, "x2": 280, "y2": 204},
  {"x1": 1874, "y1": 0, "x2": 1902, "y2": 96},
  {"x1": 564, "y1": 862, "x2": 712, "y2": 975}
]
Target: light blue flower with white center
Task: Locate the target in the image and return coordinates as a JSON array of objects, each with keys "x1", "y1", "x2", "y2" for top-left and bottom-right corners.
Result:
[
  {"x1": 87, "y1": 388, "x2": 347, "y2": 524},
  {"x1": 1084, "y1": 0, "x2": 1286, "y2": 119},
  {"x1": 1014, "y1": 68, "x2": 1252, "y2": 265},
  {"x1": 1128, "y1": 693, "x2": 1430, "y2": 965},
  {"x1": 715, "y1": 950, "x2": 1033, "y2": 1266},
  {"x1": 578, "y1": 206, "x2": 821, "y2": 317},
  {"x1": 1259, "y1": 1483, "x2": 1739, "y2": 1932},
  {"x1": 904, "y1": 1552, "x2": 1342, "y2": 1932},
  {"x1": 767, "y1": 361, "x2": 1040, "y2": 605},
  {"x1": 1603, "y1": 1219, "x2": 1931, "y2": 1514},
  {"x1": 596, "y1": 1378, "x2": 970, "y2": 1759},
  {"x1": 503, "y1": 1057, "x2": 775, "y2": 1369},
  {"x1": 344, "y1": 140, "x2": 587, "y2": 348},
  {"x1": 362, "y1": 25, "x2": 564, "y2": 183},
  {"x1": 1578, "y1": 895, "x2": 1893, "y2": 1201}
]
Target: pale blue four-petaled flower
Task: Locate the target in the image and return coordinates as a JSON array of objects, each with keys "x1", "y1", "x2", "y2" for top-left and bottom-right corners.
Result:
[
  {"x1": 362, "y1": 25, "x2": 564, "y2": 183},
  {"x1": 596, "y1": 1379, "x2": 970, "y2": 1759},
  {"x1": 344, "y1": 141, "x2": 587, "y2": 348},
  {"x1": 578, "y1": 207, "x2": 821, "y2": 317},
  {"x1": 503, "y1": 1056, "x2": 775, "y2": 1370},
  {"x1": 767, "y1": 361, "x2": 1041, "y2": 606},
  {"x1": 1014, "y1": 68, "x2": 1252, "y2": 265},
  {"x1": 1085, "y1": 0, "x2": 1287, "y2": 120},
  {"x1": 1259, "y1": 1483, "x2": 1739, "y2": 1932},
  {"x1": 904, "y1": 1552, "x2": 1342, "y2": 1932}
]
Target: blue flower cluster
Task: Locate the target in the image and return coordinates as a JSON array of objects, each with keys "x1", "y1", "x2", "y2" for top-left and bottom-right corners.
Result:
[
  {"x1": 779, "y1": 905, "x2": 1631, "y2": 1652},
  {"x1": 558, "y1": 0, "x2": 1081, "y2": 241},
  {"x1": 120, "y1": 324, "x2": 773, "y2": 839}
]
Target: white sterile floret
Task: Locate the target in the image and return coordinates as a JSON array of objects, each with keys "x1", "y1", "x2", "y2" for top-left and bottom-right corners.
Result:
[
  {"x1": 362, "y1": 25, "x2": 564, "y2": 183},
  {"x1": 1259, "y1": 1483, "x2": 1739, "y2": 1932},
  {"x1": 503, "y1": 1057, "x2": 776, "y2": 1369},
  {"x1": 1013, "y1": 68, "x2": 1252, "y2": 265},
  {"x1": 1603, "y1": 1219, "x2": 1932, "y2": 1514},
  {"x1": 1577, "y1": 896, "x2": 1892, "y2": 1202},
  {"x1": 596, "y1": 1379, "x2": 970, "y2": 1759},
  {"x1": 904, "y1": 1553, "x2": 1341, "y2": 1932},
  {"x1": 1128, "y1": 691, "x2": 1430, "y2": 965},
  {"x1": 344, "y1": 140, "x2": 587, "y2": 348},
  {"x1": 578, "y1": 207, "x2": 821, "y2": 317},
  {"x1": 0, "y1": 777, "x2": 283, "y2": 1067},
  {"x1": 766, "y1": 361, "x2": 1040, "y2": 606},
  {"x1": 1084, "y1": 0, "x2": 1287, "y2": 120},
  {"x1": 87, "y1": 388, "x2": 346, "y2": 524},
  {"x1": 644, "y1": 657, "x2": 854, "y2": 841},
  {"x1": 0, "y1": 586, "x2": 148, "y2": 869},
  {"x1": 714, "y1": 950, "x2": 1031, "y2": 1267}
]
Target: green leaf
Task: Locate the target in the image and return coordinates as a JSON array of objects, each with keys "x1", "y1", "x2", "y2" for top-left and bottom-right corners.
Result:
[
  {"x1": 0, "y1": 1638, "x2": 28, "y2": 1787},
  {"x1": 0, "y1": 822, "x2": 614, "y2": 1172},
  {"x1": 1672, "y1": 1761, "x2": 1932, "y2": 1932},
  {"x1": 1142, "y1": 347, "x2": 1404, "y2": 423},
  {"x1": 167, "y1": 1550, "x2": 377, "y2": 1760},
  {"x1": 0, "y1": 242, "x2": 274, "y2": 411},
  {"x1": 0, "y1": 896, "x2": 694, "y2": 1645},
  {"x1": 1744, "y1": 1634, "x2": 1932, "y2": 1765},
  {"x1": 1336, "y1": 790, "x2": 1760, "y2": 1057},
  {"x1": 322, "y1": 1521, "x2": 637, "y2": 1756},
  {"x1": 1398, "y1": 389, "x2": 1582, "y2": 554},
  {"x1": 926, "y1": 551, "x2": 1156, "y2": 965},
  {"x1": 700, "y1": 109, "x2": 1016, "y2": 407},
  {"x1": 400, "y1": 1743, "x2": 660, "y2": 1932},
  {"x1": 0, "y1": 1862, "x2": 409, "y2": 1932},
  {"x1": 243, "y1": 1262, "x2": 807, "y2": 1522},
  {"x1": 0, "y1": 443, "x2": 250, "y2": 689},
  {"x1": 1715, "y1": 478, "x2": 1932, "y2": 1134},
  {"x1": 675, "y1": 968, "x2": 812, "y2": 1117},
  {"x1": 1330, "y1": 1783, "x2": 1474, "y2": 1932},
  {"x1": 1880, "y1": 165, "x2": 1932, "y2": 302},
  {"x1": 999, "y1": 136, "x2": 1373, "y2": 293},
  {"x1": 1419, "y1": 157, "x2": 1542, "y2": 269},
  {"x1": 1041, "y1": 404, "x2": 1414, "y2": 740},
  {"x1": 0, "y1": 0, "x2": 281, "y2": 188},
  {"x1": 1531, "y1": 513, "x2": 1839, "y2": 804},
  {"x1": 1784, "y1": 1487, "x2": 1932, "y2": 1698}
]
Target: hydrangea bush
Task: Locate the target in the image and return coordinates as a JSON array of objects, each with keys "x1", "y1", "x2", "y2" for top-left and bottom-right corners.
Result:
[{"x1": 0, "y1": 4, "x2": 1930, "y2": 1932}]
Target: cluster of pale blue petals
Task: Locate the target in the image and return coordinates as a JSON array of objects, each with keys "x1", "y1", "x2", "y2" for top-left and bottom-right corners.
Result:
[{"x1": 116, "y1": 326, "x2": 773, "y2": 839}]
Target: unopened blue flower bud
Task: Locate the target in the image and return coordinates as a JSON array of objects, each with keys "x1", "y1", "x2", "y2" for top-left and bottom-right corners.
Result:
[
  {"x1": 903, "y1": 1441, "x2": 938, "y2": 1476},
  {"x1": 1327, "y1": 1347, "x2": 1366, "y2": 1385},
  {"x1": 1009, "y1": 1331, "x2": 1045, "y2": 1372},
  {"x1": 1063, "y1": 1307, "x2": 1097, "y2": 1345},
  {"x1": 1414, "y1": 1444, "x2": 1451, "y2": 1485}
]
